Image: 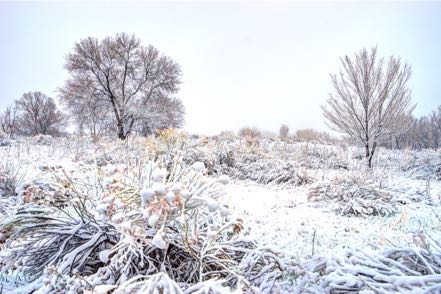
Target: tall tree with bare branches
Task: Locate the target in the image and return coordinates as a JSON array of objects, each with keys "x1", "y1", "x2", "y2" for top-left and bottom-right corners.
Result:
[
  {"x1": 322, "y1": 47, "x2": 415, "y2": 168},
  {"x1": 59, "y1": 33, "x2": 183, "y2": 139}
]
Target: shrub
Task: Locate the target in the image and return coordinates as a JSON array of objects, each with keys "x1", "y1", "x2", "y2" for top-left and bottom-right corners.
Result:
[
  {"x1": 238, "y1": 126, "x2": 261, "y2": 140},
  {"x1": 0, "y1": 154, "x2": 284, "y2": 293},
  {"x1": 295, "y1": 128, "x2": 334, "y2": 143},
  {"x1": 307, "y1": 174, "x2": 397, "y2": 216}
]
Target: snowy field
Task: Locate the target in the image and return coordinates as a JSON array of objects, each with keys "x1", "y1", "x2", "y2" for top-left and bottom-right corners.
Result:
[
  {"x1": 1, "y1": 134, "x2": 441, "y2": 293},
  {"x1": 225, "y1": 182, "x2": 441, "y2": 257}
]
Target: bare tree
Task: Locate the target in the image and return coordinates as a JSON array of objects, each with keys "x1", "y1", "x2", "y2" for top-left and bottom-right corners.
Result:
[
  {"x1": 322, "y1": 47, "x2": 415, "y2": 168},
  {"x1": 15, "y1": 92, "x2": 65, "y2": 136},
  {"x1": 0, "y1": 105, "x2": 18, "y2": 137},
  {"x1": 59, "y1": 33, "x2": 182, "y2": 139},
  {"x1": 279, "y1": 124, "x2": 289, "y2": 139}
]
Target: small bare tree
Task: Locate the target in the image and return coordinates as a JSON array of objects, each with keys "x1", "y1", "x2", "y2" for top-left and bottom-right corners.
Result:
[
  {"x1": 0, "y1": 105, "x2": 18, "y2": 137},
  {"x1": 15, "y1": 91, "x2": 65, "y2": 136},
  {"x1": 60, "y1": 33, "x2": 182, "y2": 139},
  {"x1": 279, "y1": 124, "x2": 289, "y2": 139},
  {"x1": 322, "y1": 47, "x2": 415, "y2": 168}
]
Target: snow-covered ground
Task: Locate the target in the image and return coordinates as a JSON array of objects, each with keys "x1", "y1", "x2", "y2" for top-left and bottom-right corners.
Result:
[
  {"x1": 225, "y1": 181, "x2": 441, "y2": 257},
  {"x1": 1, "y1": 135, "x2": 441, "y2": 293}
]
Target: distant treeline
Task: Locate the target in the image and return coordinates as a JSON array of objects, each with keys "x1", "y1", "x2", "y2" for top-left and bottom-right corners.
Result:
[{"x1": 382, "y1": 105, "x2": 441, "y2": 150}]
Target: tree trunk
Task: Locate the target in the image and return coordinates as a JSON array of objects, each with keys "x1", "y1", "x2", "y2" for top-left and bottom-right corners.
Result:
[
  {"x1": 117, "y1": 121, "x2": 127, "y2": 140},
  {"x1": 365, "y1": 144, "x2": 370, "y2": 164},
  {"x1": 117, "y1": 116, "x2": 135, "y2": 140},
  {"x1": 367, "y1": 141, "x2": 377, "y2": 169}
]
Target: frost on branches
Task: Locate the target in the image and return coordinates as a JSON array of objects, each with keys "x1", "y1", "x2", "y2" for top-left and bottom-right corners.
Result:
[{"x1": 0, "y1": 153, "x2": 283, "y2": 293}]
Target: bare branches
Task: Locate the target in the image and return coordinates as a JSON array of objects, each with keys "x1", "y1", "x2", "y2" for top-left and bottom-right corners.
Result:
[
  {"x1": 391, "y1": 105, "x2": 441, "y2": 150},
  {"x1": 60, "y1": 33, "x2": 183, "y2": 139},
  {"x1": 0, "y1": 106, "x2": 18, "y2": 137},
  {"x1": 279, "y1": 124, "x2": 289, "y2": 139},
  {"x1": 1, "y1": 92, "x2": 66, "y2": 137},
  {"x1": 322, "y1": 47, "x2": 415, "y2": 167}
]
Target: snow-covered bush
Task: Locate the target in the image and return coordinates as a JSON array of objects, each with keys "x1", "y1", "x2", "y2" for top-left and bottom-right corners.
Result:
[
  {"x1": 307, "y1": 174, "x2": 397, "y2": 216},
  {"x1": 401, "y1": 149, "x2": 441, "y2": 181},
  {"x1": 31, "y1": 134, "x2": 54, "y2": 145},
  {"x1": 150, "y1": 128, "x2": 188, "y2": 162},
  {"x1": 291, "y1": 235, "x2": 441, "y2": 293},
  {"x1": 113, "y1": 273, "x2": 182, "y2": 293},
  {"x1": 0, "y1": 154, "x2": 284, "y2": 293},
  {"x1": 183, "y1": 142, "x2": 313, "y2": 187},
  {"x1": 0, "y1": 204, "x2": 118, "y2": 283},
  {"x1": 232, "y1": 152, "x2": 312, "y2": 186},
  {"x1": 0, "y1": 162, "x2": 23, "y2": 198}
]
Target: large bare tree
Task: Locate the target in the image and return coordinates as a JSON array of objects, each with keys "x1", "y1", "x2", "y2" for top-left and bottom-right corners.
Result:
[
  {"x1": 15, "y1": 91, "x2": 65, "y2": 136},
  {"x1": 59, "y1": 33, "x2": 183, "y2": 139},
  {"x1": 322, "y1": 47, "x2": 415, "y2": 168}
]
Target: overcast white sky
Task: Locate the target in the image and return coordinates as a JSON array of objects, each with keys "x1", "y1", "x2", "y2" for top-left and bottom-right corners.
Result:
[{"x1": 1, "y1": 1, "x2": 440, "y2": 135}]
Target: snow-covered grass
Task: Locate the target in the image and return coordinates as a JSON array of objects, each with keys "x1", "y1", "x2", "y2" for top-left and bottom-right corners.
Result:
[
  {"x1": 224, "y1": 182, "x2": 441, "y2": 257},
  {"x1": 0, "y1": 133, "x2": 441, "y2": 293}
]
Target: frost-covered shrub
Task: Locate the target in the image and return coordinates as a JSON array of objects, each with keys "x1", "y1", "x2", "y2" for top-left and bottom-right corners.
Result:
[
  {"x1": 183, "y1": 142, "x2": 313, "y2": 187},
  {"x1": 401, "y1": 149, "x2": 441, "y2": 181},
  {"x1": 307, "y1": 174, "x2": 397, "y2": 216},
  {"x1": 288, "y1": 143, "x2": 350, "y2": 170},
  {"x1": 291, "y1": 236, "x2": 441, "y2": 293},
  {"x1": 0, "y1": 154, "x2": 284, "y2": 293},
  {"x1": 0, "y1": 161, "x2": 23, "y2": 247},
  {"x1": 31, "y1": 134, "x2": 54, "y2": 145},
  {"x1": 0, "y1": 197, "x2": 16, "y2": 247},
  {"x1": 0, "y1": 204, "x2": 118, "y2": 282},
  {"x1": 155, "y1": 128, "x2": 188, "y2": 155},
  {"x1": 233, "y1": 152, "x2": 312, "y2": 186},
  {"x1": 0, "y1": 163, "x2": 23, "y2": 198},
  {"x1": 113, "y1": 273, "x2": 182, "y2": 293},
  {"x1": 18, "y1": 170, "x2": 77, "y2": 207},
  {"x1": 238, "y1": 127, "x2": 262, "y2": 140},
  {"x1": 113, "y1": 135, "x2": 352, "y2": 187},
  {"x1": 184, "y1": 144, "x2": 237, "y2": 177}
]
